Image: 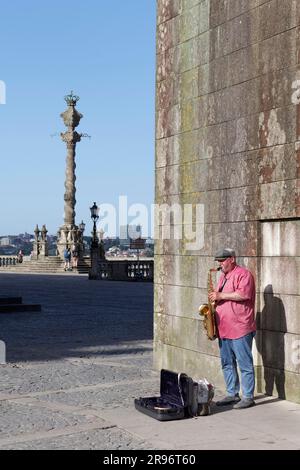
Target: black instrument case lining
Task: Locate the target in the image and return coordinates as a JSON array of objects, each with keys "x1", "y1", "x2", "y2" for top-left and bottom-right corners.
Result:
[{"x1": 134, "y1": 369, "x2": 193, "y2": 421}]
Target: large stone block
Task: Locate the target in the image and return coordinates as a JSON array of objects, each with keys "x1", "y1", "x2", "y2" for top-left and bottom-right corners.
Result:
[
  {"x1": 216, "y1": 10, "x2": 260, "y2": 57},
  {"x1": 258, "y1": 143, "x2": 298, "y2": 184},
  {"x1": 259, "y1": 179, "x2": 299, "y2": 219},
  {"x1": 154, "y1": 284, "x2": 206, "y2": 318},
  {"x1": 259, "y1": 0, "x2": 299, "y2": 42},
  {"x1": 259, "y1": 28, "x2": 297, "y2": 75},
  {"x1": 179, "y1": 34, "x2": 208, "y2": 73},
  {"x1": 226, "y1": 43, "x2": 260, "y2": 86},
  {"x1": 181, "y1": 0, "x2": 201, "y2": 11},
  {"x1": 227, "y1": 0, "x2": 257, "y2": 20},
  {"x1": 225, "y1": 114, "x2": 261, "y2": 155},
  {"x1": 204, "y1": 191, "x2": 228, "y2": 224},
  {"x1": 207, "y1": 89, "x2": 228, "y2": 125},
  {"x1": 258, "y1": 330, "x2": 300, "y2": 374},
  {"x1": 155, "y1": 164, "x2": 180, "y2": 198},
  {"x1": 208, "y1": 154, "x2": 257, "y2": 191},
  {"x1": 156, "y1": 46, "x2": 181, "y2": 83},
  {"x1": 202, "y1": 55, "x2": 229, "y2": 94},
  {"x1": 198, "y1": 0, "x2": 210, "y2": 34},
  {"x1": 180, "y1": 159, "x2": 209, "y2": 194},
  {"x1": 156, "y1": 134, "x2": 180, "y2": 168},
  {"x1": 180, "y1": 97, "x2": 202, "y2": 132},
  {"x1": 209, "y1": 0, "x2": 228, "y2": 28},
  {"x1": 258, "y1": 106, "x2": 297, "y2": 149},
  {"x1": 180, "y1": 67, "x2": 199, "y2": 102},
  {"x1": 156, "y1": 103, "x2": 181, "y2": 139},
  {"x1": 260, "y1": 220, "x2": 300, "y2": 257},
  {"x1": 179, "y1": 4, "x2": 201, "y2": 43},
  {"x1": 157, "y1": 17, "x2": 180, "y2": 54},
  {"x1": 156, "y1": 77, "x2": 179, "y2": 110},
  {"x1": 260, "y1": 256, "x2": 300, "y2": 296},
  {"x1": 157, "y1": 0, "x2": 181, "y2": 25},
  {"x1": 154, "y1": 254, "x2": 199, "y2": 288},
  {"x1": 257, "y1": 293, "x2": 300, "y2": 335},
  {"x1": 259, "y1": 66, "x2": 300, "y2": 112},
  {"x1": 178, "y1": 129, "x2": 202, "y2": 163},
  {"x1": 219, "y1": 221, "x2": 259, "y2": 257},
  {"x1": 200, "y1": 122, "x2": 226, "y2": 158},
  {"x1": 226, "y1": 185, "x2": 259, "y2": 222}
]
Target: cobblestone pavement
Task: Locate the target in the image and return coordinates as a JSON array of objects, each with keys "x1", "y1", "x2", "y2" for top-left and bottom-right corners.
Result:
[{"x1": 0, "y1": 273, "x2": 158, "y2": 450}]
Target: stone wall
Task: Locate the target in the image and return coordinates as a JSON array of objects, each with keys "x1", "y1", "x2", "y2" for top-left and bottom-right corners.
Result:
[{"x1": 154, "y1": 0, "x2": 300, "y2": 402}]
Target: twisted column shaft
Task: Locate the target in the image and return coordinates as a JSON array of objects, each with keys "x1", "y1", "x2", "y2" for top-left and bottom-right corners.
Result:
[{"x1": 64, "y1": 143, "x2": 76, "y2": 225}]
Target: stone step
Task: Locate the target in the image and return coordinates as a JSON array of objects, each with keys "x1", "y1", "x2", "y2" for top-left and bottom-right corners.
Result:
[
  {"x1": 0, "y1": 263, "x2": 90, "y2": 274},
  {"x1": 0, "y1": 304, "x2": 41, "y2": 313},
  {"x1": 0, "y1": 255, "x2": 91, "y2": 274},
  {"x1": 0, "y1": 296, "x2": 23, "y2": 305}
]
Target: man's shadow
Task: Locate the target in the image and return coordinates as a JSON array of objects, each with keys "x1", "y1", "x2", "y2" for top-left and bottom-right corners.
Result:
[{"x1": 256, "y1": 285, "x2": 287, "y2": 399}]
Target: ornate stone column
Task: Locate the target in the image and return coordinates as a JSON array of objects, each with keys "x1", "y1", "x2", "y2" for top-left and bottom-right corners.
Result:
[
  {"x1": 39, "y1": 224, "x2": 49, "y2": 257},
  {"x1": 57, "y1": 92, "x2": 86, "y2": 259},
  {"x1": 32, "y1": 224, "x2": 40, "y2": 259}
]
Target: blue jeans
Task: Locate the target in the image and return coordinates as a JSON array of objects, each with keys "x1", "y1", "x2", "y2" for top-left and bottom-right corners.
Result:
[{"x1": 218, "y1": 332, "x2": 255, "y2": 399}]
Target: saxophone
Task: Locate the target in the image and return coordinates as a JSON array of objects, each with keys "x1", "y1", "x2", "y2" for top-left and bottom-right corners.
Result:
[{"x1": 198, "y1": 267, "x2": 221, "y2": 341}]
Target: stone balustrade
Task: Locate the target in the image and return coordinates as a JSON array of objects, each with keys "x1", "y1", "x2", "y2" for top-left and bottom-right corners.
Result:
[
  {"x1": 0, "y1": 256, "x2": 18, "y2": 267},
  {"x1": 0, "y1": 255, "x2": 153, "y2": 280},
  {"x1": 91, "y1": 259, "x2": 154, "y2": 281}
]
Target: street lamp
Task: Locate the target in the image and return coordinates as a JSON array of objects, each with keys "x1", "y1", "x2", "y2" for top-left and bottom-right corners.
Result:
[
  {"x1": 79, "y1": 220, "x2": 86, "y2": 233},
  {"x1": 77, "y1": 220, "x2": 86, "y2": 257},
  {"x1": 90, "y1": 202, "x2": 99, "y2": 247}
]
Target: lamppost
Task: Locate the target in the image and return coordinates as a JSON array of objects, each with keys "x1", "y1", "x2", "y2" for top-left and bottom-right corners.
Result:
[
  {"x1": 98, "y1": 228, "x2": 105, "y2": 259},
  {"x1": 79, "y1": 220, "x2": 86, "y2": 233},
  {"x1": 89, "y1": 202, "x2": 100, "y2": 280},
  {"x1": 90, "y1": 202, "x2": 99, "y2": 248},
  {"x1": 78, "y1": 220, "x2": 86, "y2": 256}
]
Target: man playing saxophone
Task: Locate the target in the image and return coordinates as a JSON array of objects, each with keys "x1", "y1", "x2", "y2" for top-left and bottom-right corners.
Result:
[{"x1": 208, "y1": 248, "x2": 256, "y2": 409}]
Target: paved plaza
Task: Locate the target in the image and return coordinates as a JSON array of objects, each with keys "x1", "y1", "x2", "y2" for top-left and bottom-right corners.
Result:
[{"x1": 0, "y1": 273, "x2": 300, "y2": 450}]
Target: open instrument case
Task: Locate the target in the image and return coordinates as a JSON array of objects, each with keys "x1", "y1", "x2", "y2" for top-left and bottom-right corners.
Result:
[{"x1": 134, "y1": 369, "x2": 194, "y2": 421}]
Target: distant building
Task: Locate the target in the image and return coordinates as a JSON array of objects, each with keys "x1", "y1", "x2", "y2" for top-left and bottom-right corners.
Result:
[
  {"x1": 0, "y1": 237, "x2": 13, "y2": 246},
  {"x1": 119, "y1": 224, "x2": 142, "y2": 245}
]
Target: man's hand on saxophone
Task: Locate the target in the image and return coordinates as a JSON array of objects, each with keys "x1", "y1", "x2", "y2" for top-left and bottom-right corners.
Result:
[{"x1": 208, "y1": 291, "x2": 221, "y2": 303}]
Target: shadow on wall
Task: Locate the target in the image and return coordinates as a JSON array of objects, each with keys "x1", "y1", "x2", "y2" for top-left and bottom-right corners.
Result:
[{"x1": 256, "y1": 284, "x2": 287, "y2": 399}]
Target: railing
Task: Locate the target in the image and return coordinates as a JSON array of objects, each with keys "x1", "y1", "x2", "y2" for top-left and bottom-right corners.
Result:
[
  {"x1": 127, "y1": 262, "x2": 153, "y2": 280},
  {"x1": 90, "y1": 259, "x2": 153, "y2": 281},
  {"x1": 98, "y1": 262, "x2": 113, "y2": 279},
  {"x1": 0, "y1": 255, "x2": 154, "y2": 281},
  {"x1": 0, "y1": 256, "x2": 18, "y2": 267}
]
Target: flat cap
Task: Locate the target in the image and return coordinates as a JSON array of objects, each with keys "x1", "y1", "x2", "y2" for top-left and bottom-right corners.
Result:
[{"x1": 214, "y1": 248, "x2": 236, "y2": 260}]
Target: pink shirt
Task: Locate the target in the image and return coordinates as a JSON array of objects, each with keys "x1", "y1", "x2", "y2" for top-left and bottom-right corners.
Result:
[{"x1": 215, "y1": 265, "x2": 256, "y2": 339}]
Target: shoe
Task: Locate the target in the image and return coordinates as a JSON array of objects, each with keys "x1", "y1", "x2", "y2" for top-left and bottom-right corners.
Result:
[
  {"x1": 233, "y1": 398, "x2": 255, "y2": 409},
  {"x1": 216, "y1": 394, "x2": 240, "y2": 406}
]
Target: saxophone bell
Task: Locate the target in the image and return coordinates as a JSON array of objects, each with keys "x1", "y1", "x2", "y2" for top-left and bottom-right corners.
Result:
[{"x1": 198, "y1": 304, "x2": 209, "y2": 315}]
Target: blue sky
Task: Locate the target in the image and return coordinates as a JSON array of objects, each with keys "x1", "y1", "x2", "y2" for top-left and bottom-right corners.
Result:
[{"x1": 0, "y1": 0, "x2": 156, "y2": 236}]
